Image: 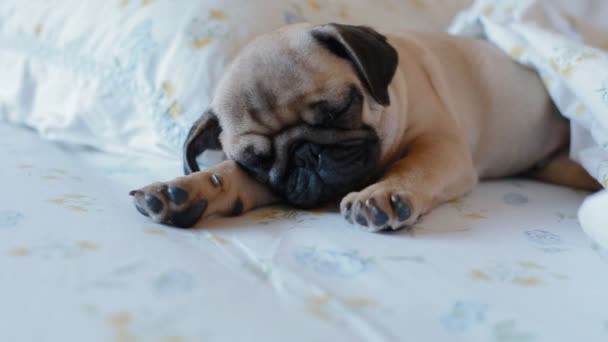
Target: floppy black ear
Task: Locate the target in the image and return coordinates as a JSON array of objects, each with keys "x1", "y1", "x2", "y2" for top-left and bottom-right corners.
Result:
[
  {"x1": 183, "y1": 109, "x2": 223, "y2": 175},
  {"x1": 311, "y1": 23, "x2": 398, "y2": 106}
]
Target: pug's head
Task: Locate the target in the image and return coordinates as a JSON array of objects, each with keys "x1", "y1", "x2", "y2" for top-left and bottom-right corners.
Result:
[{"x1": 183, "y1": 23, "x2": 399, "y2": 208}]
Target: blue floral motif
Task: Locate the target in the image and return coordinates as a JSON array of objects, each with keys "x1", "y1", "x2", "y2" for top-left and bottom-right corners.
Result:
[
  {"x1": 294, "y1": 247, "x2": 370, "y2": 277},
  {"x1": 598, "y1": 80, "x2": 608, "y2": 106},
  {"x1": 441, "y1": 301, "x2": 488, "y2": 332},
  {"x1": 524, "y1": 230, "x2": 561, "y2": 246},
  {"x1": 503, "y1": 193, "x2": 529, "y2": 206},
  {"x1": 153, "y1": 270, "x2": 195, "y2": 296},
  {"x1": 283, "y1": 5, "x2": 306, "y2": 24},
  {"x1": 0, "y1": 210, "x2": 23, "y2": 228}
]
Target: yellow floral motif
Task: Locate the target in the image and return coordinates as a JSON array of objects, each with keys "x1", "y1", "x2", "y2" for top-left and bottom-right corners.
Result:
[
  {"x1": 550, "y1": 49, "x2": 597, "y2": 77},
  {"x1": 48, "y1": 193, "x2": 93, "y2": 213},
  {"x1": 469, "y1": 261, "x2": 565, "y2": 287},
  {"x1": 192, "y1": 38, "x2": 212, "y2": 49},
  {"x1": 575, "y1": 52, "x2": 599, "y2": 63},
  {"x1": 339, "y1": 4, "x2": 350, "y2": 19},
  {"x1": 162, "y1": 81, "x2": 175, "y2": 97},
  {"x1": 209, "y1": 9, "x2": 227, "y2": 20},
  {"x1": 551, "y1": 59, "x2": 574, "y2": 76},
  {"x1": 34, "y1": 24, "x2": 43, "y2": 37},
  {"x1": 518, "y1": 261, "x2": 545, "y2": 270},
  {"x1": 307, "y1": 295, "x2": 331, "y2": 320},
  {"x1": 576, "y1": 104, "x2": 586, "y2": 116},
  {"x1": 142, "y1": 0, "x2": 155, "y2": 6},
  {"x1": 145, "y1": 227, "x2": 166, "y2": 235},
  {"x1": 307, "y1": 0, "x2": 321, "y2": 11},
  {"x1": 542, "y1": 76, "x2": 554, "y2": 88},
  {"x1": 64, "y1": 205, "x2": 88, "y2": 212},
  {"x1": 512, "y1": 277, "x2": 542, "y2": 287},
  {"x1": 463, "y1": 213, "x2": 487, "y2": 220},
  {"x1": 306, "y1": 208, "x2": 327, "y2": 216},
  {"x1": 207, "y1": 235, "x2": 229, "y2": 245},
  {"x1": 254, "y1": 209, "x2": 283, "y2": 221},
  {"x1": 509, "y1": 45, "x2": 525, "y2": 58},
  {"x1": 119, "y1": 0, "x2": 129, "y2": 9},
  {"x1": 409, "y1": 0, "x2": 428, "y2": 10},
  {"x1": 168, "y1": 100, "x2": 181, "y2": 118},
  {"x1": 306, "y1": 295, "x2": 376, "y2": 320},
  {"x1": 77, "y1": 241, "x2": 99, "y2": 250},
  {"x1": 469, "y1": 270, "x2": 492, "y2": 282},
  {"x1": 109, "y1": 312, "x2": 136, "y2": 342},
  {"x1": 345, "y1": 297, "x2": 377, "y2": 308},
  {"x1": 8, "y1": 247, "x2": 30, "y2": 257}
]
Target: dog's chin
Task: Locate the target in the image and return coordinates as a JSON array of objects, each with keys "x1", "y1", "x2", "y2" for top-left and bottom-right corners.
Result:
[{"x1": 275, "y1": 140, "x2": 380, "y2": 208}]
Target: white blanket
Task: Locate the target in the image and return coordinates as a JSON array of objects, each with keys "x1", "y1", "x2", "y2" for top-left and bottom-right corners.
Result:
[{"x1": 449, "y1": 0, "x2": 608, "y2": 248}]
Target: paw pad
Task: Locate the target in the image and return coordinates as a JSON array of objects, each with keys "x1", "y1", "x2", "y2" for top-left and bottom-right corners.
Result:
[
  {"x1": 168, "y1": 186, "x2": 189, "y2": 205},
  {"x1": 367, "y1": 199, "x2": 389, "y2": 226},
  {"x1": 168, "y1": 200, "x2": 208, "y2": 228},
  {"x1": 390, "y1": 194, "x2": 411, "y2": 222},
  {"x1": 145, "y1": 194, "x2": 164, "y2": 213}
]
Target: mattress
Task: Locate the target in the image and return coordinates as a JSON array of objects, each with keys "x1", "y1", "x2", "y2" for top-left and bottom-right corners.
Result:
[{"x1": 1, "y1": 120, "x2": 607, "y2": 342}]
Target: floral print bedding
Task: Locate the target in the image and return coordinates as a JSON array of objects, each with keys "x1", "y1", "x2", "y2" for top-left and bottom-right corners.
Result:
[{"x1": 2, "y1": 122, "x2": 607, "y2": 342}]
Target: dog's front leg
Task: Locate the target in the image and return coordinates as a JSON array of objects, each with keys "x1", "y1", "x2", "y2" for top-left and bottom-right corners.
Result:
[
  {"x1": 130, "y1": 160, "x2": 279, "y2": 228},
  {"x1": 341, "y1": 134, "x2": 478, "y2": 232}
]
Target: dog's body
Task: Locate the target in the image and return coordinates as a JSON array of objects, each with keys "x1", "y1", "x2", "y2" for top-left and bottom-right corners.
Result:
[{"x1": 131, "y1": 23, "x2": 599, "y2": 231}]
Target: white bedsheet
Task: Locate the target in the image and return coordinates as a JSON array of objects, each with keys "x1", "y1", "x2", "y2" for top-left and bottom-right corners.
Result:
[
  {"x1": 2, "y1": 122, "x2": 608, "y2": 341},
  {"x1": 449, "y1": 0, "x2": 608, "y2": 248}
]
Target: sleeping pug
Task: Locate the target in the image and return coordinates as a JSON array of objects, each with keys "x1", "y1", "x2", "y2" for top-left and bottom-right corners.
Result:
[{"x1": 130, "y1": 23, "x2": 600, "y2": 231}]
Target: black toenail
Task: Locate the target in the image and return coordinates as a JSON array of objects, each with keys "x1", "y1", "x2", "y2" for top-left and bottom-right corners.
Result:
[
  {"x1": 145, "y1": 194, "x2": 164, "y2": 213},
  {"x1": 355, "y1": 214, "x2": 368, "y2": 227},
  {"x1": 169, "y1": 199, "x2": 208, "y2": 228},
  {"x1": 391, "y1": 195, "x2": 411, "y2": 222},
  {"x1": 167, "y1": 186, "x2": 189, "y2": 205},
  {"x1": 135, "y1": 203, "x2": 149, "y2": 217}
]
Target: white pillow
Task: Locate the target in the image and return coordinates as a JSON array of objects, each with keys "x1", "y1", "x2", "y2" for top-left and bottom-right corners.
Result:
[{"x1": 0, "y1": 0, "x2": 470, "y2": 156}]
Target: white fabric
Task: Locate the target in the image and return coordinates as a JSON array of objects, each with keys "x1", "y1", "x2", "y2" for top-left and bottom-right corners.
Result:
[
  {"x1": 0, "y1": 0, "x2": 470, "y2": 156},
  {"x1": 579, "y1": 191, "x2": 608, "y2": 248},
  {"x1": 449, "y1": 0, "x2": 608, "y2": 249},
  {"x1": 2, "y1": 120, "x2": 608, "y2": 341}
]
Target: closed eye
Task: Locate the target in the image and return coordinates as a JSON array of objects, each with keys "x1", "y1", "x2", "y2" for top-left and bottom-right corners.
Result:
[{"x1": 310, "y1": 86, "x2": 361, "y2": 126}]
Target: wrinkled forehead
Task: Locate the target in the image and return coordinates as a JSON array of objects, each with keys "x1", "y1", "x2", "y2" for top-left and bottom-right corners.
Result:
[{"x1": 211, "y1": 26, "x2": 360, "y2": 129}]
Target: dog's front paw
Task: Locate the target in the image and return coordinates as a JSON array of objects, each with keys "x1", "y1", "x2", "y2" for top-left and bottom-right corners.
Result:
[
  {"x1": 340, "y1": 184, "x2": 422, "y2": 232},
  {"x1": 129, "y1": 173, "x2": 225, "y2": 228}
]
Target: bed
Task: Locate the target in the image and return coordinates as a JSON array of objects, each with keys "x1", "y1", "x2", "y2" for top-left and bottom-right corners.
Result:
[
  {"x1": 2, "y1": 1, "x2": 608, "y2": 341},
  {"x1": 2, "y1": 120, "x2": 608, "y2": 341}
]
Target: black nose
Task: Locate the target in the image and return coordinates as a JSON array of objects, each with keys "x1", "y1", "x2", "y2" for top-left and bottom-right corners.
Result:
[{"x1": 293, "y1": 142, "x2": 321, "y2": 169}]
